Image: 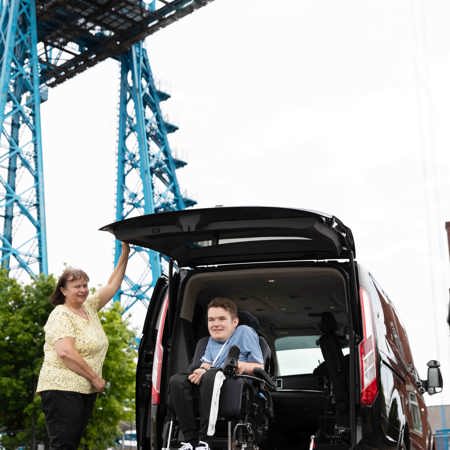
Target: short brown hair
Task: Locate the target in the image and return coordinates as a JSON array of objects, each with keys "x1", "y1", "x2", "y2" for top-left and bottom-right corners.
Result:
[
  {"x1": 207, "y1": 297, "x2": 238, "y2": 319},
  {"x1": 50, "y1": 268, "x2": 89, "y2": 306}
]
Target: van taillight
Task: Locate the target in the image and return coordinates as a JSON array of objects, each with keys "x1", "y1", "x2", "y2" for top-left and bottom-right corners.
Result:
[
  {"x1": 359, "y1": 287, "x2": 378, "y2": 405},
  {"x1": 151, "y1": 294, "x2": 169, "y2": 405}
]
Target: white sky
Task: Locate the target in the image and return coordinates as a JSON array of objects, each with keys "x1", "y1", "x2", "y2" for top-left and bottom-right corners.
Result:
[{"x1": 40, "y1": 0, "x2": 450, "y2": 405}]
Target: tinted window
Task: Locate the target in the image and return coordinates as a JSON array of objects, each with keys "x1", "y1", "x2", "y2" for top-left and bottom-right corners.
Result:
[
  {"x1": 275, "y1": 335, "x2": 349, "y2": 376},
  {"x1": 408, "y1": 392, "x2": 423, "y2": 433},
  {"x1": 275, "y1": 335, "x2": 324, "y2": 376}
]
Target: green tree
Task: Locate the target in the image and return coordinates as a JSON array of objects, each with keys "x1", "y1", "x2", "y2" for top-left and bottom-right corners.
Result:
[
  {"x1": 0, "y1": 273, "x2": 137, "y2": 450},
  {"x1": 0, "y1": 272, "x2": 54, "y2": 449}
]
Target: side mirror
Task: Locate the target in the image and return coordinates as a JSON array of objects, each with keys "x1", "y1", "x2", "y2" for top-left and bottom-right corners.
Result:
[{"x1": 424, "y1": 360, "x2": 443, "y2": 395}]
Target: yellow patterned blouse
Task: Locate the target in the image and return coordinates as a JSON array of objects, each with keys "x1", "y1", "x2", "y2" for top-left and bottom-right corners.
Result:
[{"x1": 36, "y1": 295, "x2": 109, "y2": 394}]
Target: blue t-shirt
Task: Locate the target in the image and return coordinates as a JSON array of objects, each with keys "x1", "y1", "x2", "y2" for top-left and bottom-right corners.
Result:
[{"x1": 200, "y1": 325, "x2": 264, "y2": 368}]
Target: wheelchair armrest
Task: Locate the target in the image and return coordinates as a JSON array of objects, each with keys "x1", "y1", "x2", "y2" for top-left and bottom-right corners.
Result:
[
  {"x1": 238, "y1": 368, "x2": 277, "y2": 391},
  {"x1": 253, "y1": 367, "x2": 277, "y2": 391}
]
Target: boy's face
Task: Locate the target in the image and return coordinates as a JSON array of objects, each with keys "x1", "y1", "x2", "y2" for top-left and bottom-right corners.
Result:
[{"x1": 207, "y1": 306, "x2": 239, "y2": 342}]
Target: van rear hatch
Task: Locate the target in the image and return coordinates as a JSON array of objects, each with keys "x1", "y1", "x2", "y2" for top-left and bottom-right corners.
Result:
[{"x1": 101, "y1": 206, "x2": 356, "y2": 265}]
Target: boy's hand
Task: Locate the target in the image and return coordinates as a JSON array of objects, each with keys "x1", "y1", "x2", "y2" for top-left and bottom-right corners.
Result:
[
  {"x1": 188, "y1": 367, "x2": 206, "y2": 385},
  {"x1": 237, "y1": 361, "x2": 263, "y2": 375}
]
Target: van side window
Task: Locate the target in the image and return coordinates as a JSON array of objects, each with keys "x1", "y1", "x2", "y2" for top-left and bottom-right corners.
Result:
[
  {"x1": 275, "y1": 335, "x2": 349, "y2": 376},
  {"x1": 275, "y1": 336, "x2": 322, "y2": 375},
  {"x1": 408, "y1": 392, "x2": 423, "y2": 433}
]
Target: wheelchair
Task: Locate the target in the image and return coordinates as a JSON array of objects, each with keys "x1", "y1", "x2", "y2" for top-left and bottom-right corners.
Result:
[{"x1": 162, "y1": 331, "x2": 275, "y2": 450}]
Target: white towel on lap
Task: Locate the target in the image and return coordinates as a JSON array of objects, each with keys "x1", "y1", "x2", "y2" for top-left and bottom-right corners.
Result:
[{"x1": 207, "y1": 371, "x2": 226, "y2": 436}]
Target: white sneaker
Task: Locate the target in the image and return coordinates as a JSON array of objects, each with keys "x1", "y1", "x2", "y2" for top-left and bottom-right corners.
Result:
[
  {"x1": 178, "y1": 443, "x2": 194, "y2": 450},
  {"x1": 195, "y1": 441, "x2": 210, "y2": 450}
]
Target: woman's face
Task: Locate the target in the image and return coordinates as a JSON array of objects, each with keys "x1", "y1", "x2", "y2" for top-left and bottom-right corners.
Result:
[{"x1": 61, "y1": 277, "x2": 89, "y2": 306}]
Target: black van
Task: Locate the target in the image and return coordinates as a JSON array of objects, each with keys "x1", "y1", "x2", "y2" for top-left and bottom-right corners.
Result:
[{"x1": 102, "y1": 206, "x2": 443, "y2": 450}]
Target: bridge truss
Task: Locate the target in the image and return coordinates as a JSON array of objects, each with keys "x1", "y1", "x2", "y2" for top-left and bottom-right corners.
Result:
[{"x1": 0, "y1": 0, "x2": 212, "y2": 309}]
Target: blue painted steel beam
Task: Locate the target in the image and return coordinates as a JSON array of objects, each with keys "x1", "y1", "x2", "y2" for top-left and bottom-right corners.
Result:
[
  {"x1": 0, "y1": 0, "x2": 208, "y2": 289},
  {"x1": 113, "y1": 41, "x2": 195, "y2": 312},
  {"x1": 0, "y1": 0, "x2": 48, "y2": 279}
]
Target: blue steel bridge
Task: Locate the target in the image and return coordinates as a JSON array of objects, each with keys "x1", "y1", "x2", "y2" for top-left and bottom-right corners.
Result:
[{"x1": 0, "y1": 0, "x2": 214, "y2": 311}]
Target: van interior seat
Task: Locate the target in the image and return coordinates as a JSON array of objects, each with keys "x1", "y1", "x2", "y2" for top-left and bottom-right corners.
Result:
[{"x1": 316, "y1": 311, "x2": 349, "y2": 428}]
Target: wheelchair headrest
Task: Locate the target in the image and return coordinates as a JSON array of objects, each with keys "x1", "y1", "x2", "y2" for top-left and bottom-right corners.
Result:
[
  {"x1": 238, "y1": 310, "x2": 261, "y2": 333},
  {"x1": 258, "y1": 336, "x2": 271, "y2": 371}
]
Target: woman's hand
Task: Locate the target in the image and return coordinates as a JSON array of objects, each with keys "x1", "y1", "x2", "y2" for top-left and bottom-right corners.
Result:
[
  {"x1": 188, "y1": 367, "x2": 207, "y2": 385},
  {"x1": 121, "y1": 241, "x2": 130, "y2": 256},
  {"x1": 91, "y1": 375, "x2": 107, "y2": 392}
]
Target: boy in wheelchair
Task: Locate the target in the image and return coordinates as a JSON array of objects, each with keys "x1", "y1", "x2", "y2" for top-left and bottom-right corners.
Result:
[{"x1": 168, "y1": 297, "x2": 266, "y2": 450}]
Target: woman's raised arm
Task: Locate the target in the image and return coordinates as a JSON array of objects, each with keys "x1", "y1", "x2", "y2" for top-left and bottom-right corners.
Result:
[{"x1": 97, "y1": 241, "x2": 130, "y2": 309}]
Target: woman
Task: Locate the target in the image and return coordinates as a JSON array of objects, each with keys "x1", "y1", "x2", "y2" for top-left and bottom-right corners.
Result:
[{"x1": 36, "y1": 241, "x2": 130, "y2": 450}]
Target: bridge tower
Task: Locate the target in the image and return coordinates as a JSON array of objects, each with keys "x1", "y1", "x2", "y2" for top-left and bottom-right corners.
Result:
[
  {"x1": 0, "y1": 0, "x2": 48, "y2": 279},
  {"x1": 114, "y1": 41, "x2": 195, "y2": 312},
  {"x1": 0, "y1": 1, "x2": 213, "y2": 297}
]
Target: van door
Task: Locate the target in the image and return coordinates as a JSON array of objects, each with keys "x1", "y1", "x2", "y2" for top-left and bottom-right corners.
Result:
[
  {"x1": 136, "y1": 277, "x2": 169, "y2": 450},
  {"x1": 100, "y1": 206, "x2": 356, "y2": 266}
]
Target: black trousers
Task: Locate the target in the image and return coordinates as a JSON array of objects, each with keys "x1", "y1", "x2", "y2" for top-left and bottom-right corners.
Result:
[
  {"x1": 169, "y1": 369, "x2": 220, "y2": 443},
  {"x1": 40, "y1": 390, "x2": 97, "y2": 450}
]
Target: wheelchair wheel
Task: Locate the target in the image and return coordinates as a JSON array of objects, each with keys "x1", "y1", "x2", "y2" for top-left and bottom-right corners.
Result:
[
  {"x1": 232, "y1": 422, "x2": 259, "y2": 450},
  {"x1": 232, "y1": 442, "x2": 259, "y2": 450}
]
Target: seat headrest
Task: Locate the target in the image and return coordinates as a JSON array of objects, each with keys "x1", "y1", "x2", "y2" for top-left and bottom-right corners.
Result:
[
  {"x1": 319, "y1": 312, "x2": 338, "y2": 334},
  {"x1": 238, "y1": 310, "x2": 261, "y2": 332}
]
